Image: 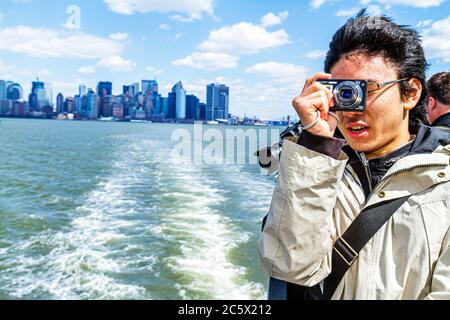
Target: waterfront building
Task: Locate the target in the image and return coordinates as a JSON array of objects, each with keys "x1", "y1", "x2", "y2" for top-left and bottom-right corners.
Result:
[{"x1": 206, "y1": 84, "x2": 229, "y2": 121}]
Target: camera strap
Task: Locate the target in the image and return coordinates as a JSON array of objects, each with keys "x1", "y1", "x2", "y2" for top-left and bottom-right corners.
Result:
[
  {"x1": 318, "y1": 195, "x2": 413, "y2": 300},
  {"x1": 281, "y1": 195, "x2": 413, "y2": 300}
]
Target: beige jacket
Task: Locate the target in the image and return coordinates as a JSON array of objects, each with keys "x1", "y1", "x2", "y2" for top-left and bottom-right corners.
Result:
[{"x1": 258, "y1": 132, "x2": 450, "y2": 300}]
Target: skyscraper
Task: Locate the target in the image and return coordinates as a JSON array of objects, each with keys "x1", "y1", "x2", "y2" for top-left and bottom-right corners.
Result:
[
  {"x1": 86, "y1": 89, "x2": 99, "y2": 119},
  {"x1": 186, "y1": 94, "x2": 199, "y2": 120},
  {"x1": 123, "y1": 85, "x2": 134, "y2": 96},
  {"x1": 142, "y1": 80, "x2": 158, "y2": 95},
  {"x1": 168, "y1": 92, "x2": 176, "y2": 119},
  {"x1": 31, "y1": 80, "x2": 47, "y2": 110},
  {"x1": 79, "y1": 85, "x2": 87, "y2": 97},
  {"x1": 97, "y1": 82, "x2": 112, "y2": 97},
  {"x1": 206, "y1": 84, "x2": 229, "y2": 121},
  {"x1": 56, "y1": 93, "x2": 64, "y2": 114},
  {"x1": 132, "y1": 83, "x2": 140, "y2": 96},
  {"x1": 161, "y1": 97, "x2": 169, "y2": 117},
  {"x1": 172, "y1": 81, "x2": 186, "y2": 120},
  {"x1": 6, "y1": 83, "x2": 23, "y2": 101},
  {"x1": 0, "y1": 80, "x2": 6, "y2": 100}
]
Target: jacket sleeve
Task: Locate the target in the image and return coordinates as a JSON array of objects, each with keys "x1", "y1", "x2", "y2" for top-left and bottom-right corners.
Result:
[
  {"x1": 257, "y1": 137, "x2": 348, "y2": 287},
  {"x1": 424, "y1": 227, "x2": 450, "y2": 300}
]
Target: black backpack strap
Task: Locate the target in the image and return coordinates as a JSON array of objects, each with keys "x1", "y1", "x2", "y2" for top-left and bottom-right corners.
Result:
[{"x1": 319, "y1": 195, "x2": 412, "y2": 299}]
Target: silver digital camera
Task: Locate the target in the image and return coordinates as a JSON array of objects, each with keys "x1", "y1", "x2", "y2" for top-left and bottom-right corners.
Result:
[{"x1": 317, "y1": 79, "x2": 368, "y2": 112}]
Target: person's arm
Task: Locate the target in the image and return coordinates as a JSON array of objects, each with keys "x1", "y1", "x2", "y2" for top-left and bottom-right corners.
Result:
[
  {"x1": 424, "y1": 227, "x2": 450, "y2": 300},
  {"x1": 258, "y1": 133, "x2": 347, "y2": 287}
]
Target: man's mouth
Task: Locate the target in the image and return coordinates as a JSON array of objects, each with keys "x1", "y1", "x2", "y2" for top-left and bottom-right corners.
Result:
[
  {"x1": 349, "y1": 126, "x2": 369, "y2": 133},
  {"x1": 346, "y1": 123, "x2": 370, "y2": 138}
]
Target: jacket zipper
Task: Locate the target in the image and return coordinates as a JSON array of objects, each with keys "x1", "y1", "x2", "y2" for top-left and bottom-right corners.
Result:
[{"x1": 359, "y1": 152, "x2": 373, "y2": 193}]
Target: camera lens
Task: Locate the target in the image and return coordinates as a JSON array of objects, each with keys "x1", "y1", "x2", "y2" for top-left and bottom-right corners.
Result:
[
  {"x1": 333, "y1": 81, "x2": 363, "y2": 109},
  {"x1": 340, "y1": 89, "x2": 353, "y2": 100}
]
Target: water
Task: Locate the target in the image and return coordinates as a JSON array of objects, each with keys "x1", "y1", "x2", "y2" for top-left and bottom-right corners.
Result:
[{"x1": 0, "y1": 118, "x2": 279, "y2": 300}]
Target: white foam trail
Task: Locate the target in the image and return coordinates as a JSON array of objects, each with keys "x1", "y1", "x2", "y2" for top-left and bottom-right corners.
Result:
[{"x1": 159, "y1": 155, "x2": 266, "y2": 300}]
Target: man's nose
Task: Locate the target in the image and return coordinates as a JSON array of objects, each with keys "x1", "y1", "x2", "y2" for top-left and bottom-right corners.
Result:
[{"x1": 341, "y1": 111, "x2": 364, "y2": 120}]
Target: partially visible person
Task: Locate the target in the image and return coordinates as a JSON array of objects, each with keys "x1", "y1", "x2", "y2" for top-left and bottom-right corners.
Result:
[{"x1": 427, "y1": 72, "x2": 450, "y2": 128}]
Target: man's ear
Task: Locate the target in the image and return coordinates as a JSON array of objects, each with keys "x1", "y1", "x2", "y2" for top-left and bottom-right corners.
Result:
[
  {"x1": 427, "y1": 96, "x2": 436, "y2": 111},
  {"x1": 403, "y1": 78, "x2": 422, "y2": 111}
]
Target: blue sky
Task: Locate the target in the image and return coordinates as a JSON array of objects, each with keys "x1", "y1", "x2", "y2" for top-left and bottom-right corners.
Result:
[{"x1": 0, "y1": 0, "x2": 449, "y2": 119}]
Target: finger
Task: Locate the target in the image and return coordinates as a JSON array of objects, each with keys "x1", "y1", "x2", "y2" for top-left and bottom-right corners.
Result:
[
  {"x1": 303, "y1": 72, "x2": 332, "y2": 93},
  {"x1": 302, "y1": 82, "x2": 333, "y2": 101},
  {"x1": 304, "y1": 95, "x2": 330, "y2": 119}
]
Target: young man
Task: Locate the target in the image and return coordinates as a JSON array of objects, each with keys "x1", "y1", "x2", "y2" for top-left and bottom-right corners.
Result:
[
  {"x1": 258, "y1": 11, "x2": 450, "y2": 300},
  {"x1": 427, "y1": 72, "x2": 450, "y2": 128}
]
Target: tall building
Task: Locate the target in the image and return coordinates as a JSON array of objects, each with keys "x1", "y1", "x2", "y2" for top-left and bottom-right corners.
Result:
[
  {"x1": 160, "y1": 97, "x2": 169, "y2": 117},
  {"x1": 79, "y1": 85, "x2": 87, "y2": 97},
  {"x1": 132, "y1": 83, "x2": 140, "y2": 96},
  {"x1": 186, "y1": 94, "x2": 199, "y2": 120},
  {"x1": 0, "y1": 80, "x2": 6, "y2": 100},
  {"x1": 172, "y1": 81, "x2": 186, "y2": 120},
  {"x1": 0, "y1": 99, "x2": 12, "y2": 115},
  {"x1": 74, "y1": 95, "x2": 82, "y2": 113},
  {"x1": 142, "y1": 80, "x2": 158, "y2": 95},
  {"x1": 64, "y1": 97, "x2": 75, "y2": 113},
  {"x1": 102, "y1": 95, "x2": 115, "y2": 117},
  {"x1": 97, "y1": 82, "x2": 112, "y2": 97},
  {"x1": 56, "y1": 93, "x2": 64, "y2": 114},
  {"x1": 152, "y1": 93, "x2": 161, "y2": 116},
  {"x1": 123, "y1": 85, "x2": 134, "y2": 96},
  {"x1": 86, "y1": 89, "x2": 99, "y2": 119},
  {"x1": 6, "y1": 83, "x2": 23, "y2": 101},
  {"x1": 168, "y1": 92, "x2": 176, "y2": 119},
  {"x1": 197, "y1": 102, "x2": 206, "y2": 121},
  {"x1": 206, "y1": 84, "x2": 229, "y2": 121},
  {"x1": 31, "y1": 80, "x2": 48, "y2": 110}
]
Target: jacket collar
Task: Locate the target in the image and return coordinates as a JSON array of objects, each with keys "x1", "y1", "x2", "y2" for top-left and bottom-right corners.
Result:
[
  {"x1": 408, "y1": 125, "x2": 450, "y2": 156},
  {"x1": 342, "y1": 126, "x2": 450, "y2": 198},
  {"x1": 431, "y1": 112, "x2": 450, "y2": 127}
]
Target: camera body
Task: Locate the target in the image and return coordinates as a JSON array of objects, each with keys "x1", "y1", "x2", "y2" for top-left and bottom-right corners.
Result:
[{"x1": 317, "y1": 79, "x2": 368, "y2": 112}]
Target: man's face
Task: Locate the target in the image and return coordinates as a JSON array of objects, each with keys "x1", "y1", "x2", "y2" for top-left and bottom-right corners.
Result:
[{"x1": 331, "y1": 53, "x2": 411, "y2": 159}]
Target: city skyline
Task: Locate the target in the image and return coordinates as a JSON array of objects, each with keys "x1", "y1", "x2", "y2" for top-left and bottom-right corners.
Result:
[
  {"x1": 0, "y1": 77, "x2": 234, "y2": 122},
  {"x1": 0, "y1": 0, "x2": 449, "y2": 119}
]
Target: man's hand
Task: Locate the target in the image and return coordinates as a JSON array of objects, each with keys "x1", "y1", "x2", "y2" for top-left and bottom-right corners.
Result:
[{"x1": 292, "y1": 72, "x2": 338, "y2": 138}]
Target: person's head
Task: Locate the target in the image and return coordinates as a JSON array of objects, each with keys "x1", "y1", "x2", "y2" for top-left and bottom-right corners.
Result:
[
  {"x1": 426, "y1": 72, "x2": 450, "y2": 125},
  {"x1": 324, "y1": 10, "x2": 428, "y2": 159}
]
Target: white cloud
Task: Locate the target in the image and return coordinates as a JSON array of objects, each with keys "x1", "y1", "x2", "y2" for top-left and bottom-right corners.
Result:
[
  {"x1": 306, "y1": 50, "x2": 327, "y2": 59},
  {"x1": 96, "y1": 56, "x2": 136, "y2": 71},
  {"x1": 77, "y1": 56, "x2": 137, "y2": 73},
  {"x1": 77, "y1": 66, "x2": 96, "y2": 74},
  {"x1": 103, "y1": 0, "x2": 214, "y2": 21},
  {"x1": 260, "y1": 11, "x2": 289, "y2": 28},
  {"x1": 310, "y1": 0, "x2": 329, "y2": 9},
  {"x1": 109, "y1": 32, "x2": 129, "y2": 41},
  {"x1": 158, "y1": 24, "x2": 171, "y2": 31},
  {"x1": 172, "y1": 52, "x2": 239, "y2": 71},
  {"x1": 422, "y1": 16, "x2": 450, "y2": 63},
  {"x1": 245, "y1": 61, "x2": 308, "y2": 84},
  {"x1": 0, "y1": 26, "x2": 123, "y2": 59},
  {"x1": 416, "y1": 19, "x2": 433, "y2": 28},
  {"x1": 145, "y1": 66, "x2": 164, "y2": 75},
  {"x1": 362, "y1": 0, "x2": 444, "y2": 8},
  {"x1": 199, "y1": 22, "x2": 290, "y2": 55},
  {"x1": 336, "y1": 7, "x2": 361, "y2": 17}
]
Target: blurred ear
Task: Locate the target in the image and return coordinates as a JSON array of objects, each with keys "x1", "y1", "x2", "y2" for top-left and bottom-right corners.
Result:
[
  {"x1": 403, "y1": 78, "x2": 422, "y2": 111},
  {"x1": 427, "y1": 96, "x2": 437, "y2": 111}
]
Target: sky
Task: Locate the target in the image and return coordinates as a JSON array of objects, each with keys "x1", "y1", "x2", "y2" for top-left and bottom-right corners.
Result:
[{"x1": 0, "y1": 0, "x2": 449, "y2": 120}]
